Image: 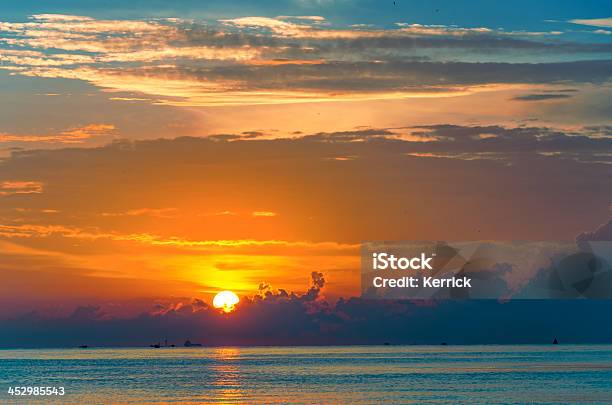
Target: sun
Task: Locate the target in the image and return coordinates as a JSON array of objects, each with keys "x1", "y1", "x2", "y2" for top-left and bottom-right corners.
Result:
[{"x1": 213, "y1": 290, "x2": 240, "y2": 313}]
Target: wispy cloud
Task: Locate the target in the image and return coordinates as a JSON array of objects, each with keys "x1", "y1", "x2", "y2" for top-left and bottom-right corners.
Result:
[
  {"x1": 252, "y1": 211, "x2": 278, "y2": 217},
  {"x1": 568, "y1": 17, "x2": 612, "y2": 28},
  {"x1": 512, "y1": 93, "x2": 574, "y2": 101},
  {"x1": 100, "y1": 208, "x2": 179, "y2": 218},
  {"x1": 1, "y1": 14, "x2": 610, "y2": 106},
  {"x1": 0, "y1": 181, "x2": 43, "y2": 196},
  {"x1": 0, "y1": 124, "x2": 115, "y2": 144},
  {"x1": 0, "y1": 223, "x2": 356, "y2": 251}
]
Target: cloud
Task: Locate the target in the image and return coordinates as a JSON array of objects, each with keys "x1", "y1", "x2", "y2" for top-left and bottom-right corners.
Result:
[
  {"x1": 220, "y1": 16, "x2": 308, "y2": 36},
  {"x1": 394, "y1": 23, "x2": 492, "y2": 36},
  {"x1": 252, "y1": 211, "x2": 278, "y2": 217},
  {"x1": 0, "y1": 128, "x2": 609, "y2": 323},
  {"x1": 0, "y1": 125, "x2": 608, "y2": 263},
  {"x1": 576, "y1": 218, "x2": 612, "y2": 241},
  {"x1": 512, "y1": 93, "x2": 574, "y2": 101},
  {"x1": 199, "y1": 210, "x2": 238, "y2": 217},
  {"x1": 0, "y1": 124, "x2": 115, "y2": 144},
  {"x1": 0, "y1": 14, "x2": 258, "y2": 61},
  {"x1": 0, "y1": 181, "x2": 43, "y2": 196},
  {"x1": 277, "y1": 15, "x2": 326, "y2": 22},
  {"x1": 402, "y1": 124, "x2": 612, "y2": 162},
  {"x1": 0, "y1": 222, "x2": 355, "y2": 251},
  {"x1": 30, "y1": 14, "x2": 94, "y2": 22},
  {"x1": 220, "y1": 16, "x2": 558, "y2": 40},
  {"x1": 1, "y1": 14, "x2": 611, "y2": 106},
  {"x1": 3, "y1": 269, "x2": 612, "y2": 347},
  {"x1": 569, "y1": 18, "x2": 612, "y2": 28},
  {"x1": 100, "y1": 208, "x2": 179, "y2": 218},
  {"x1": 13, "y1": 61, "x2": 610, "y2": 107}
]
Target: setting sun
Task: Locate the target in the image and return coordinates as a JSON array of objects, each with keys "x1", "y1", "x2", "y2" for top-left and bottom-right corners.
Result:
[{"x1": 213, "y1": 291, "x2": 240, "y2": 313}]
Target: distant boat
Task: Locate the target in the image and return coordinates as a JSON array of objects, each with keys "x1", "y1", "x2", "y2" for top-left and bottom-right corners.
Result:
[
  {"x1": 440, "y1": 342, "x2": 448, "y2": 346},
  {"x1": 184, "y1": 340, "x2": 202, "y2": 347},
  {"x1": 150, "y1": 344, "x2": 160, "y2": 348},
  {"x1": 553, "y1": 338, "x2": 559, "y2": 345},
  {"x1": 78, "y1": 345, "x2": 88, "y2": 349}
]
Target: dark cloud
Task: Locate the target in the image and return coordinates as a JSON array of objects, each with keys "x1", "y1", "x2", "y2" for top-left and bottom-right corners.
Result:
[
  {"x1": 3, "y1": 272, "x2": 612, "y2": 347},
  {"x1": 512, "y1": 93, "x2": 574, "y2": 101},
  {"x1": 1, "y1": 124, "x2": 610, "y2": 247},
  {"x1": 305, "y1": 36, "x2": 612, "y2": 63},
  {"x1": 583, "y1": 125, "x2": 612, "y2": 137},
  {"x1": 2, "y1": 15, "x2": 611, "y2": 104},
  {"x1": 544, "y1": 88, "x2": 579, "y2": 93},
  {"x1": 3, "y1": 217, "x2": 612, "y2": 348},
  {"x1": 240, "y1": 131, "x2": 266, "y2": 138},
  {"x1": 404, "y1": 124, "x2": 612, "y2": 158},
  {"x1": 180, "y1": 26, "x2": 612, "y2": 58},
  {"x1": 206, "y1": 133, "x2": 243, "y2": 141},
  {"x1": 302, "y1": 128, "x2": 398, "y2": 141},
  {"x1": 577, "y1": 218, "x2": 612, "y2": 242},
  {"x1": 5, "y1": 123, "x2": 611, "y2": 167},
  {"x1": 133, "y1": 60, "x2": 612, "y2": 93}
]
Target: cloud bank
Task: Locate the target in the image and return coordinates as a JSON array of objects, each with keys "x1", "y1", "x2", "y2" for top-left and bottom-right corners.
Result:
[
  {"x1": 2, "y1": 270, "x2": 612, "y2": 347},
  {"x1": 1, "y1": 14, "x2": 611, "y2": 106}
]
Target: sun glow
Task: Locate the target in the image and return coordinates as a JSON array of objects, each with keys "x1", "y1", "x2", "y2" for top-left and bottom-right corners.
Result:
[{"x1": 213, "y1": 290, "x2": 240, "y2": 313}]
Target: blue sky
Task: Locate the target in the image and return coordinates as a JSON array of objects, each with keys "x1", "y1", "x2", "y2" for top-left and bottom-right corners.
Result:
[{"x1": 2, "y1": 0, "x2": 611, "y2": 30}]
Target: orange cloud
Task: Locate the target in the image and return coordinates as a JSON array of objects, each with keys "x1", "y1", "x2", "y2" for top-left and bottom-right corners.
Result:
[
  {"x1": 199, "y1": 211, "x2": 238, "y2": 217},
  {"x1": 1, "y1": 15, "x2": 260, "y2": 61},
  {"x1": 0, "y1": 181, "x2": 43, "y2": 196},
  {"x1": 252, "y1": 211, "x2": 278, "y2": 217},
  {"x1": 101, "y1": 208, "x2": 179, "y2": 218},
  {"x1": 0, "y1": 123, "x2": 115, "y2": 144},
  {"x1": 0, "y1": 14, "x2": 599, "y2": 108},
  {"x1": 0, "y1": 223, "x2": 357, "y2": 252},
  {"x1": 0, "y1": 222, "x2": 360, "y2": 298},
  {"x1": 0, "y1": 49, "x2": 96, "y2": 66}
]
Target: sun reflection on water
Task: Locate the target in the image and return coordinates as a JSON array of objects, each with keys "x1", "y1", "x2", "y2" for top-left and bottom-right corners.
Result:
[{"x1": 210, "y1": 347, "x2": 244, "y2": 403}]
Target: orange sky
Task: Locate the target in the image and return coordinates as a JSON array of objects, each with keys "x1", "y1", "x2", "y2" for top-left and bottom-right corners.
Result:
[{"x1": 0, "y1": 11, "x2": 610, "y2": 317}]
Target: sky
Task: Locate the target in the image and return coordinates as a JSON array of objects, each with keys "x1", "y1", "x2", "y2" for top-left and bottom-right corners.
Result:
[{"x1": 0, "y1": 1, "x2": 611, "y2": 345}]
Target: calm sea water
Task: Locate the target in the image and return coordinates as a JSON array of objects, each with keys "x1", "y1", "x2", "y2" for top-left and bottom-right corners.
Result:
[{"x1": 1, "y1": 345, "x2": 611, "y2": 404}]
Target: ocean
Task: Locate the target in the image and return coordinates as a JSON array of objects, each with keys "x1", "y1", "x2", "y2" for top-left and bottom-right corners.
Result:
[{"x1": 1, "y1": 345, "x2": 611, "y2": 404}]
